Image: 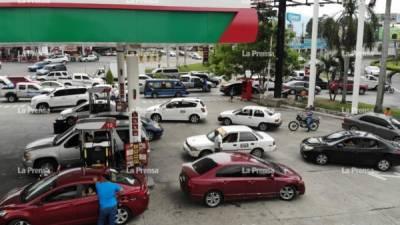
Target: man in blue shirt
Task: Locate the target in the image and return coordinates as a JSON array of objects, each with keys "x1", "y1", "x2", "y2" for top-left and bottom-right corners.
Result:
[{"x1": 94, "y1": 176, "x2": 123, "y2": 225}]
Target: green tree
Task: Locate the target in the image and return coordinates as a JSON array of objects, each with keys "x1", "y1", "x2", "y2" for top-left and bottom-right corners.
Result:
[{"x1": 105, "y1": 69, "x2": 114, "y2": 85}]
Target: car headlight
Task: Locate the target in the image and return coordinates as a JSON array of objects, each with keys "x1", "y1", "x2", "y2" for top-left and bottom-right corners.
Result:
[
  {"x1": 24, "y1": 152, "x2": 31, "y2": 161},
  {"x1": 303, "y1": 145, "x2": 314, "y2": 151},
  {"x1": 0, "y1": 210, "x2": 7, "y2": 217}
]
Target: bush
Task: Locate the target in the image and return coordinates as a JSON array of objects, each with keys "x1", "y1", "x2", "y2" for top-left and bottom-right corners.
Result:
[{"x1": 105, "y1": 69, "x2": 114, "y2": 85}]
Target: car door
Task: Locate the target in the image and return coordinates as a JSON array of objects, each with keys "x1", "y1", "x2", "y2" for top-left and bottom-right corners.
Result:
[
  {"x1": 82, "y1": 75, "x2": 91, "y2": 86},
  {"x1": 38, "y1": 185, "x2": 80, "y2": 225},
  {"x1": 355, "y1": 138, "x2": 386, "y2": 166},
  {"x1": 359, "y1": 116, "x2": 394, "y2": 140},
  {"x1": 330, "y1": 138, "x2": 360, "y2": 163},
  {"x1": 27, "y1": 84, "x2": 41, "y2": 97},
  {"x1": 238, "y1": 132, "x2": 259, "y2": 154},
  {"x1": 241, "y1": 165, "x2": 276, "y2": 197},
  {"x1": 161, "y1": 101, "x2": 180, "y2": 120},
  {"x1": 74, "y1": 183, "x2": 99, "y2": 224},
  {"x1": 50, "y1": 89, "x2": 68, "y2": 107},
  {"x1": 16, "y1": 84, "x2": 26, "y2": 97},
  {"x1": 221, "y1": 132, "x2": 239, "y2": 152},
  {"x1": 214, "y1": 165, "x2": 248, "y2": 199},
  {"x1": 232, "y1": 109, "x2": 252, "y2": 125},
  {"x1": 178, "y1": 101, "x2": 197, "y2": 120},
  {"x1": 251, "y1": 110, "x2": 265, "y2": 127},
  {"x1": 58, "y1": 132, "x2": 82, "y2": 167}
]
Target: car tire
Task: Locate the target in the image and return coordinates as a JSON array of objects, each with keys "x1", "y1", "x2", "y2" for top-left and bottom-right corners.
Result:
[
  {"x1": 222, "y1": 118, "x2": 232, "y2": 126},
  {"x1": 151, "y1": 114, "x2": 162, "y2": 122},
  {"x1": 279, "y1": 186, "x2": 296, "y2": 201},
  {"x1": 146, "y1": 130, "x2": 155, "y2": 141},
  {"x1": 250, "y1": 148, "x2": 264, "y2": 158},
  {"x1": 359, "y1": 88, "x2": 366, "y2": 95},
  {"x1": 349, "y1": 125, "x2": 359, "y2": 131},
  {"x1": 189, "y1": 114, "x2": 200, "y2": 124},
  {"x1": 258, "y1": 123, "x2": 268, "y2": 131},
  {"x1": 36, "y1": 103, "x2": 49, "y2": 111},
  {"x1": 8, "y1": 219, "x2": 31, "y2": 225},
  {"x1": 376, "y1": 159, "x2": 391, "y2": 172},
  {"x1": 204, "y1": 190, "x2": 223, "y2": 208},
  {"x1": 115, "y1": 206, "x2": 132, "y2": 225},
  {"x1": 199, "y1": 150, "x2": 213, "y2": 158},
  {"x1": 34, "y1": 159, "x2": 58, "y2": 175},
  {"x1": 315, "y1": 153, "x2": 328, "y2": 165},
  {"x1": 77, "y1": 100, "x2": 87, "y2": 106},
  {"x1": 6, "y1": 94, "x2": 17, "y2": 103}
]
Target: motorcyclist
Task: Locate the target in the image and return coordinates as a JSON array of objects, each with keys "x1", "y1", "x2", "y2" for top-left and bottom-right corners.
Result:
[{"x1": 305, "y1": 106, "x2": 314, "y2": 132}]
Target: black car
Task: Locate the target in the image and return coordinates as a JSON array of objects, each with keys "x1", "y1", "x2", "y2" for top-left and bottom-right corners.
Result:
[
  {"x1": 342, "y1": 112, "x2": 400, "y2": 142},
  {"x1": 191, "y1": 72, "x2": 219, "y2": 86},
  {"x1": 300, "y1": 130, "x2": 400, "y2": 171},
  {"x1": 219, "y1": 81, "x2": 259, "y2": 96},
  {"x1": 290, "y1": 76, "x2": 328, "y2": 89}
]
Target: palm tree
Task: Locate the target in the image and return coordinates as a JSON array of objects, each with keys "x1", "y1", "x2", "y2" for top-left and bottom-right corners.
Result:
[{"x1": 320, "y1": 0, "x2": 378, "y2": 103}]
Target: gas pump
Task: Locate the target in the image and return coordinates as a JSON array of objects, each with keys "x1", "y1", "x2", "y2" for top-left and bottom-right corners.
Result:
[{"x1": 76, "y1": 117, "x2": 120, "y2": 169}]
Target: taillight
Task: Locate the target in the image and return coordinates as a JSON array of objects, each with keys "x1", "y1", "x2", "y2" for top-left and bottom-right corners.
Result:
[{"x1": 201, "y1": 108, "x2": 206, "y2": 113}]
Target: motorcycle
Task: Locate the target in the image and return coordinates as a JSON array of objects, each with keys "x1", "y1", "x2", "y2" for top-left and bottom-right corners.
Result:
[{"x1": 288, "y1": 113, "x2": 320, "y2": 131}]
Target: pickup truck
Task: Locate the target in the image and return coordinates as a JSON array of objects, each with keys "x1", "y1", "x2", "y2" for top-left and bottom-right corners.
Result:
[
  {"x1": 0, "y1": 82, "x2": 44, "y2": 102},
  {"x1": 180, "y1": 74, "x2": 212, "y2": 92},
  {"x1": 36, "y1": 71, "x2": 69, "y2": 81},
  {"x1": 58, "y1": 73, "x2": 104, "y2": 87}
]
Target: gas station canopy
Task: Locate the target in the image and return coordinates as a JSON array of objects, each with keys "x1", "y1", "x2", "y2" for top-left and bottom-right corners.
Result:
[{"x1": 0, "y1": 0, "x2": 258, "y2": 44}]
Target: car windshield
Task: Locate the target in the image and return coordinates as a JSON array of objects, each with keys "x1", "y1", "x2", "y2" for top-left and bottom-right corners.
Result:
[
  {"x1": 254, "y1": 158, "x2": 284, "y2": 174},
  {"x1": 21, "y1": 175, "x2": 58, "y2": 202},
  {"x1": 206, "y1": 131, "x2": 216, "y2": 142},
  {"x1": 54, "y1": 126, "x2": 75, "y2": 144},
  {"x1": 192, "y1": 157, "x2": 218, "y2": 175},
  {"x1": 107, "y1": 170, "x2": 138, "y2": 186},
  {"x1": 390, "y1": 118, "x2": 400, "y2": 129}
]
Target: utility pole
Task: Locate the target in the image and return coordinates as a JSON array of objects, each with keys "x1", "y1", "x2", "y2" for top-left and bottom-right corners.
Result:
[
  {"x1": 307, "y1": 0, "x2": 319, "y2": 107},
  {"x1": 351, "y1": 0, "x2": 366, "y2": 114},
  {"x1": 375, "y1": 0, "x2": 392, "y2": 113},
  {"x1": 273, "y1": 0, "x2": 286, "y2": 98}
]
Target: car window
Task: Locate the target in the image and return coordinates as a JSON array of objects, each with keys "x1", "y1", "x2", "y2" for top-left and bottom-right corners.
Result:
[
  {"x1": 358, "y1": 138, "x2": 380, "y2": 148},
  {"x1": 192, "y1": 157, "x2": 218, "y2": 175},
  {"x1": 161, "y1": 81, "x2": 173, "y2": 89},
  {"x1": 179, "y1": 101, "x2": 197, "y2": 108},
  {"x1": 82, "y1": 76, "x2": 90, "y2": 80},
  {"x1": 28, "y1": 85, "x2": 39, "y2": 90},
  {"x1": 74, "y1": 75, "x2": 82, "y2": 80},
  {"x1": 43, "y1": 185, "x2": 78, "y2": 203},
  {"x1": 241, "y1": 165, "x2": 273, "y2": 177},
  {"x1": 77, "y1": 104, "x2": 90, "y2": 112},
  {"x1": 54, "y1": 90, "x2": 67, "y2": 97},
  {"x1": 80, "y1": 184, "x2": 97, "y2": 198},
  {"x1": 223, "y1": 133, "x2": 238, "y2": 143},
  {"x1": 239, "y1": 132, "x2": 258, "y2": 142},
  {"x1": 216, "y1": 165, "x2": 242, "y2": 177},
  {"x1": 64, "y1": 134, "x2": 80, "y2": 148},
  {"x1": 19, "y1": 85, "x2": 26, "y2": 90},
  {"x1": 166, "y1": 101, "x2": 179, "y2": 109},
  {"x1": 360, "y1": 116, "x2": 390, "y2": 128},
  {"x1": 180, "y1": 77, "x2": 190, "y2": 82},
  {"x1": 237, "y1": 109, "x2": 252, "y2": 116},
  {"x1": 48, "y1": 73, "x2": 54, "y2": 77},
  {"x1": 254, "y1": 110, "x2": 264, "y2": 117}
]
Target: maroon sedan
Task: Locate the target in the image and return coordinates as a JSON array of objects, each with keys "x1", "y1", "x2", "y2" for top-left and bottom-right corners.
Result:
[
  {"x1": 179, "y1": 152, "x2": 305, "y2": 207},
  {"x1": 0, "y1": 168, "x2": 149, "y2": 225}
]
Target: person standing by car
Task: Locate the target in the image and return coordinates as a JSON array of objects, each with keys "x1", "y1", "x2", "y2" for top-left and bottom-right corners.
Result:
[
  {"x1": 214, "y1": 130, "x2": 222, "y2": 152},
  {"x1": 202, "y1": 78, "x2": 209, "y2": 92},
  {"x1": 384, "y1": 107, "x2": 393, "y2": 117},
  {"x1": 94, "y1": 175, "x2": 123, "y2": 225},
  {"x1": 305, "y1": 106, "x2": 314, "y2": 132}
]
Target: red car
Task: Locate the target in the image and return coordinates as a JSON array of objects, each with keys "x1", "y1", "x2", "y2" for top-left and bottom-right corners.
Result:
[
  {"x1": 0, "y1": 168, "x2": 149, "y2": 225},
  {"x1": 7, "y1": 76, "x2": 39, "y2": 86},
  {"x1": 328, "y1": 80, "x2": 368, "y2": 95},
  {"x1": 179, "y1": 152, "x2": 305, "y2": 207}
]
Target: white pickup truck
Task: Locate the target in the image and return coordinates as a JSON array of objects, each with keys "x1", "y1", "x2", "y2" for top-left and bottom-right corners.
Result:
[
  {"x1": 58, "y1": 73, "x2": 104, "y2": 87},
  {"x1": 0, "y1": 82, "x2": 44, "y2": 102}
]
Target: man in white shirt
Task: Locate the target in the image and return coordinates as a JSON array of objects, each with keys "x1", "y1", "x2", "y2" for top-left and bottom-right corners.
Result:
[{"x1": 214, "y1": 130, "x2": 222, "y2": 152}]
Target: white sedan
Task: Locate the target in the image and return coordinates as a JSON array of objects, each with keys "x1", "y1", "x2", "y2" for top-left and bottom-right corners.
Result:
[
  {"x1": 145, "y1": 98, "x2": 207, "y2": 123},
  {"x1": 183, "y1": 125, "x2": 276, "y2": 158},
  {"x1": 218, "y1": 106, "x2": 282, "y2": 131}
]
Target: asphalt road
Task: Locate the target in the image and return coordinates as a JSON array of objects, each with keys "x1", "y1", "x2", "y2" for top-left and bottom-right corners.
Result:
[{"x1": 0, "y1": 93, "x2": 400, "y2": 225}]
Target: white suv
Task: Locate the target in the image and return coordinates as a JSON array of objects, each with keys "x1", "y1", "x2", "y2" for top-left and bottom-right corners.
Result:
[
  {"x1": 31, "y1": 87, "x2": 88, "y2": 111},
  {"x1": 45, "y1": 55, "x2": 69, "y2": 63},
  {"x1": 145, "y1": 98, "x2": 207, "y2": 123}
]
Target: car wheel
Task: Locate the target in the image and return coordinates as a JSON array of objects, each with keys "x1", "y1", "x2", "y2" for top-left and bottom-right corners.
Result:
[
  {"x1": 66, "y1": 117, "x2": 77, "y2": 126},
  {"x1": 288, "y1": 121, "x2": 299, "y2": 131},
  {"x1": 279, "y1": 186, "x2": 296, "y2": 201},
  {"x1": 146, "y1": 130, "x2": 155, "y2": 141},
  {"x1": 359, "y1": 88, "x2": 366, "y2": 95},
  {"x1": 36, "y1": 103, "x2": 49, "y2": 111},
  {"x1": 115, "y1": 206, "x2": 132, "y2": 225},
  {"x1": 204, "y1": 190, "x2": 223, "y2": 208},
  {"x1": 151, "y1": 114, "x2": 162, "y2": 122},
  {"x1": 349, "y1": 125, "x2": 359, "y2": 131},
  {"x1": 258, "y1": 123, "x2": 268, "y2": 131},
  {"x1": 376, "y1": 159, "x2": 391, "y2": 172},
  {"x1": 223, "y1": 118, "x2": 232, "y2": 126},
  {"x1": 35, "y1": 159, "x2": 58, "y2": 175},
  {"x1": 250, "y1": 148, "x2": 264, "y2": 158},
  {"x1": 7, "y1": 94, "x2": 17, "y2": 103},
  {"x1": 315, "y1": 153, "x2": 328, "y2": 165},
  {"x1": 152, "y1": 93, "x2": 158, "y2": 98},
  {"x1": 199, "y1": 150, "x2": 212, "y2": 158},
  {"x1": 189, "y1": 114, "x2": 200, "y2": 124},
  {"x1": 8, "y1": 219, "x2": 31, "y2": 225}
]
